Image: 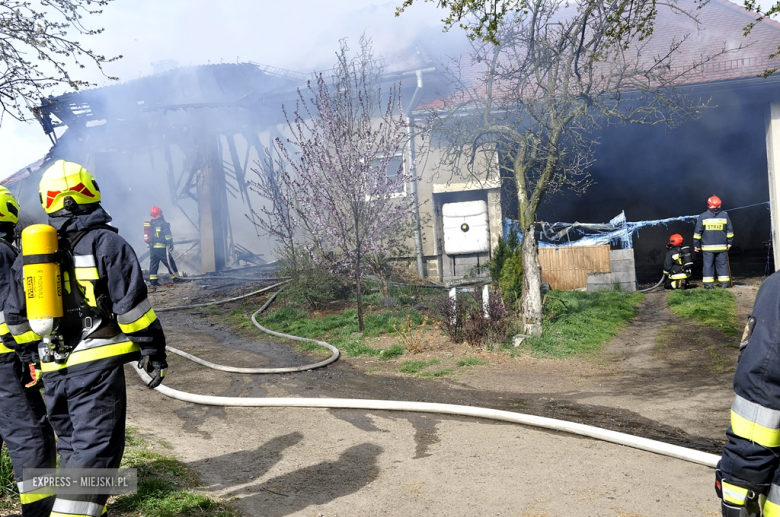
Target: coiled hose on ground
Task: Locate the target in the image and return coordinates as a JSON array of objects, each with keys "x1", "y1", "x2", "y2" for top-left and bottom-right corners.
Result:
[{"x1": 140, "y1": 281, "x2": 720, "y2": 469}]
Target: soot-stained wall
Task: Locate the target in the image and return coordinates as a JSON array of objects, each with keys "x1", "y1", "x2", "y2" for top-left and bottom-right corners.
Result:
[{"x1": 535, "y1": 95, "x2": 772, "y2": 282}]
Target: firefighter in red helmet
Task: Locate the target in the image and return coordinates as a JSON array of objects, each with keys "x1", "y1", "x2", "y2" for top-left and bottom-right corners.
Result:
[
  {"x1": 663, "y1": 234, "x2": 692, "y2": 289},
  {"x1": 147, "y1": 206, "x2": 180, "y2": 286},
  {"x1": 693, "y1": 195, "x2": 734, "y2": 288}
]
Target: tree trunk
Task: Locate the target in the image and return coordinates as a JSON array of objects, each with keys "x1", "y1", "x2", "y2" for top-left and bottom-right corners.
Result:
[
  {"x1": 520, "y1": 221, "x2": 543, "y2": 337},
  {"x1": 355, "y1": 259, "x2": 365, "y2": 332}
]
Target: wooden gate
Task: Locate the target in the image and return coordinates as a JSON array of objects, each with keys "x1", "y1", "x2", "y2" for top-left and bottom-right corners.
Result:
[{"x1": 538, "y1": 245, "x2": 611, "y2": 290}]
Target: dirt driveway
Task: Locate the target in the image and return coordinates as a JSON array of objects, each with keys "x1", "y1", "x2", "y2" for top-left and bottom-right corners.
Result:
[{"x1": 125, "y1": 281, "x2": 759, "y2": 516}]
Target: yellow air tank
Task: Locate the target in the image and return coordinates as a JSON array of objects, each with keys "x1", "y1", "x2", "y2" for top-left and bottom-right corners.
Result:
[{"x1": 21, "y1": 224, "x2": 62, "y2": 338}]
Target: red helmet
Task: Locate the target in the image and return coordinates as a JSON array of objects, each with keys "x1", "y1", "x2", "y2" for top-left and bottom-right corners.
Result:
[
  {"x1": 707, "y1": 196, "x2": 721, "y2": 210},
  {"x1": 150, "y1": 206, "x2": 162, "y2": 218},
  {"x1": 669, "y1": 234, "x2": 683, "y2": 246}
]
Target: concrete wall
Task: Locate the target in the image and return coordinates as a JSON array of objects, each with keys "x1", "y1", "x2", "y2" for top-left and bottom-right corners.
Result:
[{"x1": 587, "y1": 249, "x2": 637, "y2": 292}]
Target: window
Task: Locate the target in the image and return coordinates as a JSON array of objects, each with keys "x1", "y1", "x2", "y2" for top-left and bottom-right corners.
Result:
[{"x1": 378, "y1": 154, "x2": 406, "y2": 196}]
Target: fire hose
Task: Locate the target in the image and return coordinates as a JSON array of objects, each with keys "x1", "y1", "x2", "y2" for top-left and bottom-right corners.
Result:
[
  {"x1": 138, "y1": 284, "x2": 721, "y2": 469},
  {"x1": 639, "y1": 274, "x2": 666, "y2": 293}
]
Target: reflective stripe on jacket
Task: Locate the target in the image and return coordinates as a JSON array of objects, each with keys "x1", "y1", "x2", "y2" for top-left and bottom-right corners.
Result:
[
  {"x1": 0, "y1": 239, "x2": 18, "y2": 361},
  {"x1": 720, "y1": 272, "x2": 780, "y2": 491},
  {"x1": 4, "y1": 207, "x2": 166, "y2": 378},
  {"x1": 693, "y1": 209, "x2": 734, "y2": 250},
  {"x1": 663, "y1": 246, "x2": 690, "y2": 280},
  {"x1": 149, "y1": 217, "x2": 173, "y2": 248}
]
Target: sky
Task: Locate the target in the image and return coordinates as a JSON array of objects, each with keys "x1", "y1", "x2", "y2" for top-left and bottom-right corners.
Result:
[
  {"x1": 0, "y1": 0, "x2": 444, "y2": 181},
  {"x1": 0, "y1": 0, "x2": 775, "y2": 182}
]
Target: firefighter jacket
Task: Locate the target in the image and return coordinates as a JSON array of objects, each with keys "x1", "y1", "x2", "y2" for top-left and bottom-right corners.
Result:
[
  {"x1": 0, "y1": 235, "x2": 20, "y2": 363},
  {"x1": 663, "y1": 246, "x2": 689, "y2": 280},
  {"x1": 720, "y1": 271, "x2": 780, "y2": 510},
  {"x1": 4, "y1": 206, "x2": 166, "y2": 379},
  {"x1": 693, "y1": 208, "x2": 734, "y2": 252},
  {"x1": 149, "y1": 216, "x2": 173, "y2": 249}
]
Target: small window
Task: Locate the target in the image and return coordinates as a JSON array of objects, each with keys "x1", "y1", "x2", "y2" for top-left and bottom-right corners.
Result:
[{"x1": 379, "y1": 155, "x2": 405, "y2": 195}]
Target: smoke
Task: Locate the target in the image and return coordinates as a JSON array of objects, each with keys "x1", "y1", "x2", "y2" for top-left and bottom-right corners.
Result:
[
  {"x1": 537, "y1": 87, "x2": 772, "y2": 280},
  {"x1": 2, "y1": 1, "x2": 449, "y2": 272},
  {"x1": 3, "y1": 0, "x2": 775, "y2": 280}
]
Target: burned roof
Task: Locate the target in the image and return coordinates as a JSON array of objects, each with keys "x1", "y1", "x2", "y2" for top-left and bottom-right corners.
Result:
[{"x1": 37, "y1": 62, "x2": 301, "y2": 131}]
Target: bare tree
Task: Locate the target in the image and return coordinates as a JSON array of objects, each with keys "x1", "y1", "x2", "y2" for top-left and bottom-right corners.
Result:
[
  {"x1": 256, "y1": 37, "x2": 420, "y2": 331},
  {"x1": 428, "y1": 0, "x2": 727, "y2": 336},
  {"x1": 743, "y1": 0, "x2": 780, "y2": 76},
  {"x1": 248, "y1": 149, "x2": 298, "y2": 263},
  {"x1": 395, "y1": 0, "x2": 682, "y2": 47},
  {"x1": 0, "y1": 0, "x2": 120, "y2": 122}
]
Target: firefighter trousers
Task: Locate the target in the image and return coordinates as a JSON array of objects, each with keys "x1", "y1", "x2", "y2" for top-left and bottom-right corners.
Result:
[
  {"x1": 45, "y1": 366, "x2": 127, "y2": 517},
  {"x1": 149, "y1": 248, "x2": 178, "y2": 281},
  {"x1": 0, "y1": 359, "x2": 56, "y2": 517},
  {"x1": 703, "y1": 251, "x2": 730, "y2": 285}
]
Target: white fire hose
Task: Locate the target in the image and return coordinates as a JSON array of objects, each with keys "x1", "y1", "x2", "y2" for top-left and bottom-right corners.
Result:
[{"x1": 139, "y1": 284, "x2": 721, "y2": 469}]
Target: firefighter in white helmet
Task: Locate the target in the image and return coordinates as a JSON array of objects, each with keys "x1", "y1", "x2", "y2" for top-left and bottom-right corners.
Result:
[
  {"x1": 5, "y1": 160, "x2": 168, "y2": 517},
  {"x1": 0, "y1": 186, "x2": 56, "y2": 516}
]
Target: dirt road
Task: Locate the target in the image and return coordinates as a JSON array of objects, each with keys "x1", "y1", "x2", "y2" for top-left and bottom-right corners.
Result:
[{"x1": 125, "y1": 283, "x2": 756, "y2": 516}]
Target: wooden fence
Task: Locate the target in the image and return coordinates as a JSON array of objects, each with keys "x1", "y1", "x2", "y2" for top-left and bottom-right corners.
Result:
[{"x1": 538, "y1": 245, "x2": 611, "y2": 290}]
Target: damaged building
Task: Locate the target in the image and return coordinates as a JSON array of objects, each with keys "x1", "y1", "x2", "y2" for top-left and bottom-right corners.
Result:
[
  {"x1": 403, "y1": 0, "x2": 780, "y2": 284},
  {"x1": 3, "y1": 0, "x2": 780, "y2": 285},
  {"x1": 4, "y1": 62, "x2": 305, "y2": 273}
]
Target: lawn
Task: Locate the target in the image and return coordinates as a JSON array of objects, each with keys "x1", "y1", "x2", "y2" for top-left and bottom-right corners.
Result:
[
  {"x1": 667, "y1": 288, "x2": 739, "y2": 337},
  {"x1": 519, "y1": 289, "x2": 644, "y2": 357}
]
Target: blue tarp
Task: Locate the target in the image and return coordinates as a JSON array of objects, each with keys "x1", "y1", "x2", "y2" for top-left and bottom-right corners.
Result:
[{"x1": 503, "y1": 202, "x2": 770, "y2": 249}]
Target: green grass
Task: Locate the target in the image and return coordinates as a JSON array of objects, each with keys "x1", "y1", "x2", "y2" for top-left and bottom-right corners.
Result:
[
  {"x1": 257, "y1": 304, "x2": 427, "y2": 359},
  {"x1": 110, "y1": 428, "x2": 237, "y2": 517},
  {"x1": 399, "y1": 359, "x2": 450, "y2": 377},
  {"x1": 418, "y1": 368, "x2": 454, "y2": 378},
  {"x1": 379, "y1": 344, "x2": 405, "y2": 360},
  {"x1": 456, "y1": 357, "x2": 488, "y2": 367},
  {"x1": 667, "y1": 289, "x2": 739, "y2": 337},
  {"x1": 0, "y1": 447, "x2": 18, "y2": 509},
  {"x1": 519, "y1": 289, "x2": 644, "y2": 357},
  {"x1": 399, "y1": 360, "x2": 429, "y2": 374}
]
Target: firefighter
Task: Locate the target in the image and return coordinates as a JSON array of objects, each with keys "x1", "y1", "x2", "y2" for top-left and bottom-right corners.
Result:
[
  {"x1": 663, "y1": 234, "x2": 691, "y2": 289},
  {"x1": 0, "y1": 186, "x2": 57, "y2": 516},
  {"x1": 717, "y1": 271, "x2": 780, "y2": 516},
  {"x1": 693, "y1": 195, "x2": 734, "y2": 288},
  {"x1": 5, "y1": 160, "x2": 168, "y2": 517},
  {"x1": 147, "y1": 206, "x2": 179, "y2": 286}
]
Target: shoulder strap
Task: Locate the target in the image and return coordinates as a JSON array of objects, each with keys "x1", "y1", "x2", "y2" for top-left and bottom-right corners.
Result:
[
  {"x1": 0, "y1": 238, "x2": 17, "y2": 258},
  {"x1": 66, "y1": 224, "x2": 119, "y2": 251}
]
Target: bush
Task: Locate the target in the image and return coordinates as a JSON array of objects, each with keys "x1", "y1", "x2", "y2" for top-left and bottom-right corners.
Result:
[
  {"x1": 488, "y1": 225, "x2": 519, "y2": 282},
  {"x1": 433, "y1": 289, "x2": 512, "y2": 350},
  {"x1": 277, "y1": 248, "x2": 352, "y2": 309},
  {"x1": 488, "y1": 226, "x2": 523, "y2": 305},
  {"x1": 498, "y1": 252, "x2": 523, "y2": 306},
  {"x1": 433, "y1": 292, "x2": 468, "y2": 343},
  {"x1": 461, "y1": 289, "x2": 512, "y2": 350}
]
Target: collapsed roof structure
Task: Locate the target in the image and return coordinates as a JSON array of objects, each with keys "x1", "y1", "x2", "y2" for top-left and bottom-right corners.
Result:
[
  {"x1": 4, "y1": 48, "x2": 438, "y2": 273},
  {"x1": 6, "y1": 63, "x2": 306, "y2": 271}
]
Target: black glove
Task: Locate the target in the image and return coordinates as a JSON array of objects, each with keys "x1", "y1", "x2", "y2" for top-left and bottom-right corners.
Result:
[
  {"x1": 168, "y1": 244, "x2": 174, "y2": 252},
  {"x1": 138, "y1": 355, "x2": 167, "y2": 389}
]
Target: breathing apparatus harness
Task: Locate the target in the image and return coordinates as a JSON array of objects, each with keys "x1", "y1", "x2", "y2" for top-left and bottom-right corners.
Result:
[
  {"x1": 0, "y1": 237, "x2": 16, "y2": 258},
  {"x1": 27, "y1": 224, "x2": 119, "y2": 364}
]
